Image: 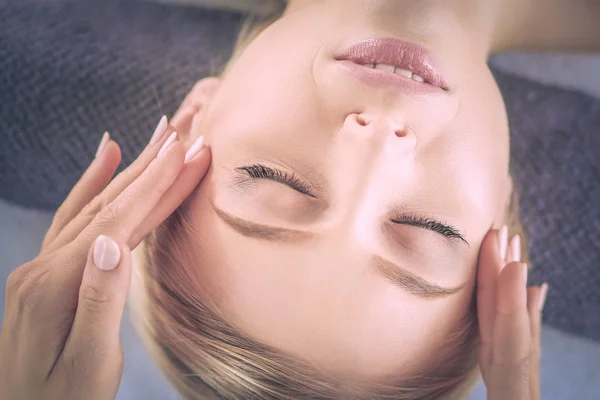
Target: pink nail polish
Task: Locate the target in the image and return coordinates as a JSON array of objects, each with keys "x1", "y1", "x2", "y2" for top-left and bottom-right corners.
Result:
[
  {"x1": 184, "y1": 136, "x2": 205, "y2": 163},
  {"x1": 150, "y1": 115, "x2": 168, "y2": 145},
  {"x1": 538, "y1": 283, "x2": 549, "y2": 311},
  {"x1": 498, "y1": 225, "x2": 508, "y2": 260},
  {"x1": 157, "y1": 132, "x2": 178, "y2": 159},
  {"x1": 511, "y1": 235, "x2": 522, "y2": 262},
  {"x1": 95, "y1": 131, "x2": 110, "y2": 159},
  {"x1": 93, "y1": 235, "x2": 121, "y2": 271}
]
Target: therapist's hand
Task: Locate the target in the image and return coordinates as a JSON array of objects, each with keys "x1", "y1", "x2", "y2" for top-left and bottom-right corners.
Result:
[
  {"x1": 0, "y1": 116, "x2": 210, "y2": 400},
  {"x1": 478, "y1": 227, "x2": 548, "y2": 400}
]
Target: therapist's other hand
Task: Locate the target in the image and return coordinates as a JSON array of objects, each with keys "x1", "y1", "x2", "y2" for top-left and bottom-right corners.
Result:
[
  {"x1": 0, "y1": 117, "x2": 210, "y2": 400},
  {"x1": 478, "y1": 227, "x2": 548, "y2": 400}
]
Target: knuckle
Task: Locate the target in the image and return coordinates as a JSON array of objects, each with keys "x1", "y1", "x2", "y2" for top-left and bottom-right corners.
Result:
[
  {"x1": 94, "y1": 201, "x2": 126, "y2": 232},
  {"x1": 81, "y1": 196, "x2": 107, "y2": 219},
  {"x1": 7, "y1": 261, "x2": 50, "y2": 310},
  {"x1": 52, "y1": 204, "x2": 69, "y2": 226},
  {"x1": 79, "y1": 285, "x2": 112, "y2": 313},
  {"x1": 99, "y1": 201, "x2": 120, "y2": 224},
  {"x1": 6, "y1": 266, "x2": 26, "y2": 294}
]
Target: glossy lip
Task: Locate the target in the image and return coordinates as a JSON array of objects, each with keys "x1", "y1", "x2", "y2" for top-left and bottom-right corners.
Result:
[{"x1": 335, "y1": 37, "x2": 449, "y2": 94}]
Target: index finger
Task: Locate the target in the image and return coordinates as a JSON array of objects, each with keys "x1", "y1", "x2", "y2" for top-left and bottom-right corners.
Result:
[
  {"x1": 129, "y1": 139, "x2": 210, "y2": 248},
  {"x1": 477, "y1": 227, "x2": 506, "y2": 363},
  {"x1": 41, "y1": 133, "x2": 121, "y2": 252},
  {"x1": 42, "y1": 134, "x2": 209, "y2": 323},
  {"x1": 488, "y1": 262, "x2": 531, "y2": 400}
]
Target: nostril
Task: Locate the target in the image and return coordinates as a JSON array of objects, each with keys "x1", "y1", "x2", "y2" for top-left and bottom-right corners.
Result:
[
  {"x1": 356, "y1": 114, "x2": 368, "y2": 126},
  {"x1": 395, "y1": 129, "x2": 408, "y2": 138}
]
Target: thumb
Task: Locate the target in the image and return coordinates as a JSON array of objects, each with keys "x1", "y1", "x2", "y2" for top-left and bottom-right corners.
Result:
[{"x1": 62, "y1": 235, "x2": 131, "y2": 375}]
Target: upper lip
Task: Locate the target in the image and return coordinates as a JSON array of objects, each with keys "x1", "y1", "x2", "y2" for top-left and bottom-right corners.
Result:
[{"x1": 335, "y1": 37, "x2": 448, "y2": 90}]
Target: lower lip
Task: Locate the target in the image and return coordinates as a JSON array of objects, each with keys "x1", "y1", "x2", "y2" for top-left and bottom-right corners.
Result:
[{"x1": 336, "y1": 60, "x2": 443, "y2": 95}]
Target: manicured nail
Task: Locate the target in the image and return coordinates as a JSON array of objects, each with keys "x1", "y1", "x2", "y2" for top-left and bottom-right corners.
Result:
[
  {"x1": 522, "y1": 263, "x2": 528, "y2": 284},
  {"x1": 95, "y1": 131, "x2": 110, "y2": 159},
  {"x1": 510, "y1": 234, "x2": 521, "y2": 262},
  {"x1": 184, "y1": 136, "x2": 205, "y2": 163},
  {"x1": 539, "y1": 283, "x2": 549, "y2": 311},
  {"x1": 498, "y1": 225, "x2": 508, "y2": 260},
  {"x1": 157, "y1": 131, "x2": 177, "y2": 159},
  {"x1": 93, "y1": 235, "x2": 121, "y2": 271},
  {"x1": 150, "y1": 115, "x2": 168, "y2": 145}
]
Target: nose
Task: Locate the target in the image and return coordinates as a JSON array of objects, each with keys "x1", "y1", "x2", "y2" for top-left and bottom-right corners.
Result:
[
  {"x1": 327, "y1": 113, "x2": 416, "y2": 226},
  {"x1": 343, "y1": 113, "x2": 417, "y2": 154}
]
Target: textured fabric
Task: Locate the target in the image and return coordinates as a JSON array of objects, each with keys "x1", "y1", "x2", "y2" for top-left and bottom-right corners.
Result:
[
  {"x1": 147, "y1": 0, "x2": 285, "y2": 16},
  {"x1": 0, "y1": 0, "x2": 598, "y2": 341}
]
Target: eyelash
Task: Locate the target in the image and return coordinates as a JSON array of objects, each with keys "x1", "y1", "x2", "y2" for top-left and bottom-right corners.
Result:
[
  {"x1": 237, "y1": 165, "x2": 467, "y2": 245},
  {"x1": 237, "y1": 164, "x2": 315, "y2": 197},
  {"x1": 391, "y1": 214, "x2": 468, "y2": 245}
]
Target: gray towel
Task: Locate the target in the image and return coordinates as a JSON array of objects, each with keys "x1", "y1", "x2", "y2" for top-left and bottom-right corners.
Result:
[{"x1": 1, "y1": 0, "x2": 598, "y2": 342}]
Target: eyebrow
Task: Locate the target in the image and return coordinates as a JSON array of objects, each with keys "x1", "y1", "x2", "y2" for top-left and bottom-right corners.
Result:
[
  {"x1": 213, "y1": 206, "x2": 315, "y2": 243},
  {"x1": 372, "y1": 255, "x2": 464, "y2": 299},
  {"x1": 214, "y1": 206, "x2": 465, "y2": 300}
]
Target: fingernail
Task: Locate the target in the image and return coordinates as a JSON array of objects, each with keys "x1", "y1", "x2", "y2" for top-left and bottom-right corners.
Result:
[
  {"x1": 93, "y1": 235, "x2": 121, "y2": 271},
  {"x1": 150, "y1": 115, "x2": 168, "y2": 145},
  {"x1": 95, "y1": 131, "x2": 110, "y2": 159},
  {"x1": 184, "y1": 136, "x2": 205, "y2": 163},
  {"x1": 538, "y1": 283, "x2": 549, "y2": 311},
  {"x1": 157, "y1": 131, "x2": 177, "y2": 159},
  {"x1": 510, "y1": 234, "x2": 521, "y2": 262},
  {"x1": 498, "y1": 225, "x2": 508, "y2": 260},
  {"x1": 522, "y1": 263, "x2": 528, "y2": 284}
]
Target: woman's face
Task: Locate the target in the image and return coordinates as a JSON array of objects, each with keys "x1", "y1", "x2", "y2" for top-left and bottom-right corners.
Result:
[{"x1": 185, "y1": 0, "x2": 510, "y2": 382}]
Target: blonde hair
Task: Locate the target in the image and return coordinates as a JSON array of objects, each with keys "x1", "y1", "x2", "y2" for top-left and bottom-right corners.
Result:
[{"x1": 129, "y1": 7, "x2": 528, "y2": 400}]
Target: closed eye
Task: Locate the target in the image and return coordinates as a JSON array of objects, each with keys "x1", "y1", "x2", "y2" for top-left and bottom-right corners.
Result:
[
  {"x1": 391, "y1": 213, "x2": 469, "y2": 247},
  {"x1": 237, "y1": 164, "x2": 316, "y2": 198}
]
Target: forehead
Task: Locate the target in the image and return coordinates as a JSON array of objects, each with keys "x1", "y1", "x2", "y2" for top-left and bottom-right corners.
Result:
[{"x1": 188, "y1": 209, "x2": 476, "y2": 383}]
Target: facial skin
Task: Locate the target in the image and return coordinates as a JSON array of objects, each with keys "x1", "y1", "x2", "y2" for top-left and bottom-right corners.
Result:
[{"x1": 180, "y1": 0, "x2": 512, "y2": 384}]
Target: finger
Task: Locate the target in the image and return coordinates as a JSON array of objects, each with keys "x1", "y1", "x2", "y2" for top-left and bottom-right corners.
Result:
[
  {"x1": 41, "y1": 135, "x2": 121, "y2": 253},
  {"x1": 129, "y1": 140, "x2": 211, "y2": 248},
  {"x1": 506, "y1": 234, "x2": 521, "y2": 263},
  {"x1": 57, "y1": 235, "x2": 129, "y2": 399},
  {"x1": 477, "y1": 226, "x2": 507, "y2": 367},
  {"x1": 527, "y1": 284, "x2": 547, "y2": 400},
  {"x1": 43, "y1": 135, "x2": 185, "y2": 316},
  {"x1": 85, "y1": 133, "x2": 185, "y2": 243},
  {"x1": 489, "y1": 261, "x2": 530, "y2": 399},
  {"x1": 45, "y1": 117, "x2": 176, "y2": 253}
]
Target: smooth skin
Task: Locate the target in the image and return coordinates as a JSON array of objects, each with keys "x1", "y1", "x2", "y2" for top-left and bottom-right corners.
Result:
[{"x1": 0, "y1": 110, "x2": 545, "y2": 400}]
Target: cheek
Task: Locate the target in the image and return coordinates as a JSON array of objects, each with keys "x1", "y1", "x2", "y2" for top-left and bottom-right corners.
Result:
[{"x1": 344, "y1": 276, "x2": 476, "y2": 375}]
